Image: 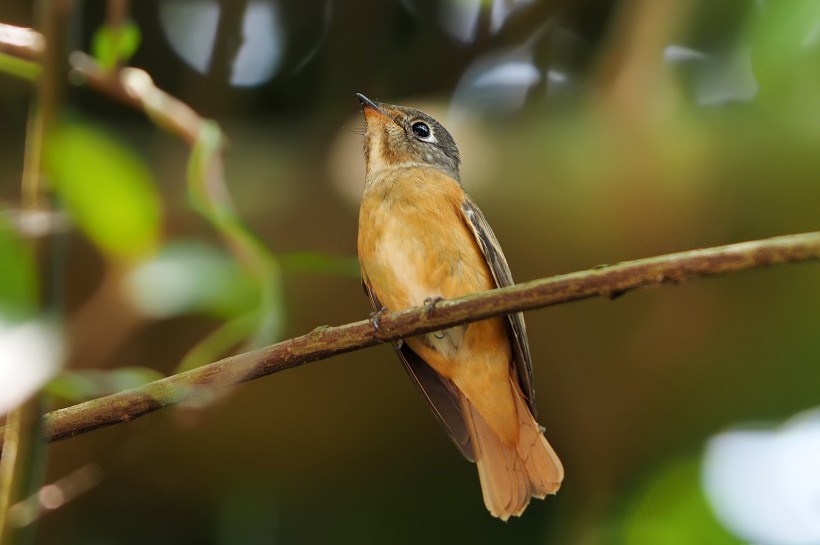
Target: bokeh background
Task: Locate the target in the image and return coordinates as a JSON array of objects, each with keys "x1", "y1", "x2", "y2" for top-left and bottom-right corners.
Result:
[{"x1": 1, "y1": 0, "x2": 820, "y2": 544}]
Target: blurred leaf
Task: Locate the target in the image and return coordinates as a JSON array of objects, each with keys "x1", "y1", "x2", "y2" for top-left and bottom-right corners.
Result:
[
  {"x1": 44, "y1": 371, "x2": 97, "y2": 401},
  {"x1": 91, "y1": 21, "x2": 141, "y2": 70},
  {"x1": 0, "y1": 319, "x2": 63, "y2": 415},
  {"x1": 104, "y1": 367, "x2": 164, "y2": 391},
  {"x1": 620, "y1": 456, "x2": 743, "y2": 545},
  {"x1": 176, "y1": 313, "x2": 257, "y2": 373},
  {"x1": 0, "y1": 52, "x2": 41, "y2": 80},
  {"x1": 45, "y1": 122, "x2": 161, "y2": 261},
  {"x1": 126, "y1": 240, "x2": 259, "y2": 319},
  {"x1": 280, "y1": 252, "x2": 361, "y2": 277},
  {"x1": 45, "y1": 367, "x2": 164, "y2": 402},
  {"x1": 0, "y1": 215, "x2": 37, "y2": 319}
]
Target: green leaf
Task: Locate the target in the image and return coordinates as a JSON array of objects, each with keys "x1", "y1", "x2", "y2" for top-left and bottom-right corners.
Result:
[
  {"x1": 125, "y1": 240, "x2": 259, "y2": 319},
  {"x1": 104, "y1": 367, "x2": 165, "y2": 392},
  {"x1": 0, "y1": 215, "x2": 37, "y2": 319},
  {"x1": 43, "y1": 371, "x2": 98, "y2": 401},
  {"x1": 91, "y1": 21, "x2": 141, "y2": 70},
  {"x1": 45, "y1": 122, "x2": 162, "y2": 261},
  {"x1": 45, "y1": 367, "x2": 164, "y2": 402},
  {"x1": 176, "y1": 313, "x2": 258, "y2": 373}
]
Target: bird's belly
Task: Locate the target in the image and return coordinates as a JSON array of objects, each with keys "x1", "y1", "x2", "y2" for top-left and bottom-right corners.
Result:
[
  {"x1": 367, "y1": 214, "x2": 486, "y2": 308},
  {"x1": 364, "y1": 214, "x2": 491, "y2": 359},
  {"x1": 370, "y1": 226, "x2": 436, "y2": 307}
]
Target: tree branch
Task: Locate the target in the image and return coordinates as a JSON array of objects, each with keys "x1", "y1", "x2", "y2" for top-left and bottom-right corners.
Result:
[{"x1": 0, "y1": 231, "x2": 818, "y2": 452}]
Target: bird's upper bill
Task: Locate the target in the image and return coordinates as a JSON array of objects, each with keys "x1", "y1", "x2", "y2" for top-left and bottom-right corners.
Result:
[{"x1": 356, "y1": 93, "x2": 393, "y2": 126}]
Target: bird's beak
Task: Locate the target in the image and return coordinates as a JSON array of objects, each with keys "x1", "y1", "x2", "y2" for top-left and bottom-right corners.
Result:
[{"x1": 356, "y1": 93, "x2": 392, "y2": 124}]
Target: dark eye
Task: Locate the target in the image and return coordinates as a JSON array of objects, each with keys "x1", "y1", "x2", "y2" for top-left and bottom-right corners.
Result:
[{"x1": 411, "y1": 121, "x2": 431, "y2": 139}]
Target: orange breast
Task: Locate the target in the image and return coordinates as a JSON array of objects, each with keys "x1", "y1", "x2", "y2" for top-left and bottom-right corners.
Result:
[
  {"x1": 358, "y1": 167, "x2": 495, "y2": 312},
  {"x1": 358, "y1": 166, "x2": 517, "y2": 444}
]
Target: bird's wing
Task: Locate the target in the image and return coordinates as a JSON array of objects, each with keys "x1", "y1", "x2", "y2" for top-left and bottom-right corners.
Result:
[
  {"x1": 459, "y1": 197, "x2": 537, "y2": 415},
  {"x1": 361, "y1": 278, "x2": 474, "y2": 460}
]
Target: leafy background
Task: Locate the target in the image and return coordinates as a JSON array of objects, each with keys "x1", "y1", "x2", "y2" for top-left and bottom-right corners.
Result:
[{"x1": 1, "y1": 0, "x2": 819, "y2": 544}]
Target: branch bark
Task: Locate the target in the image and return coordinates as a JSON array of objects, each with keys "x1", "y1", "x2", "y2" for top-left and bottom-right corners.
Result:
[{"x1": 1, "y1": 231, "x2": 819, "y2": 452}]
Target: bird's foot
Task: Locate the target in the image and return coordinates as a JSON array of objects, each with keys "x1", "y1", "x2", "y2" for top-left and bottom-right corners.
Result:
[
  {"x1": 422, "y1": 296, "x2": 443, "y2": 316},
  {"x1": 424, "y1": 297, "x2": 446, "y2": 339},
  {"x1": 369, "y1": 307, "x2": 387, "y2": 332}
]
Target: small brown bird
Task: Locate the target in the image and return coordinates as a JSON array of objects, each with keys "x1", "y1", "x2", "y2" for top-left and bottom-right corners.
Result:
[{"x1": 355, "y1": 94, "x2": 563, "y2": 520}]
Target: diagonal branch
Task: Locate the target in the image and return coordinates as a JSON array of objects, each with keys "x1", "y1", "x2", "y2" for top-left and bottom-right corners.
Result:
[{"x1": 1, "y1": 231, "x2": 819, "y2": 452}]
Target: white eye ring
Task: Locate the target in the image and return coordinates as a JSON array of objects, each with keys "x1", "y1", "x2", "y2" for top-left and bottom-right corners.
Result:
[{"x1": 410, "y1": 121, "x2": 436, "y2": 142}]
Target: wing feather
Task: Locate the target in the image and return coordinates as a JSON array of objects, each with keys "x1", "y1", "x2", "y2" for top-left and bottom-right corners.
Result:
[
  {"x1": 361, "y1": 279, "x2": 474, "y2": 460},
  {"x1": 459, "y1": 198, "x2": 537, "y2": 415}
]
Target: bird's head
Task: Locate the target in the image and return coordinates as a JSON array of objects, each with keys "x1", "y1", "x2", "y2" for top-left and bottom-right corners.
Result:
[{"x1": 356, "y1": 93, "x2": 461, "y2": 183}]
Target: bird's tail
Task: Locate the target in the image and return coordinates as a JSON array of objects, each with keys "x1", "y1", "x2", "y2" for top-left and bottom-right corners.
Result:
[{"x1": 461, "y1": 377, "x2": 563, "y2": 521}]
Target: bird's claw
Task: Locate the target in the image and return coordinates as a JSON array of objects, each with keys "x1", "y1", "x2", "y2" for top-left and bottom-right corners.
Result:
[
  {"x1": 423, "y1": 297, "x2": 446, "y2": 339},
  {"x1": 369, "y1": 307, "x2": 387, "y2": 332},
  {"x1": 423, "y1": 296, "x2": 443, "y2": 315}
]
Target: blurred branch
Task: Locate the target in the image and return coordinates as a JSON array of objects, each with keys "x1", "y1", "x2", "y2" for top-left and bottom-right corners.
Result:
[
  {"x1": 209, "y1": 0, "x2": 249, "y2": 84},
  {"x1": 592, "y1": 0, "x2": 689, "y2": 121},
  {"x1": 0, "y1": 1, "x2": 71, "y2": 542},
  {"x1": 1, "y1": 231, "x2": 819, "y2": 453},
  {"x1": 101, "y1": 0, "x2": 130, "y2": 70},
  {"x1": 71, "y1": 53, "x2": 204, "y2": 145},
  {"x1": 0, "y1": 404, "x2": 43, "y2": 540},
  {"x1": 0, "y1": 22, "x2": 203, "y2": 144},
  {"x1": 0, "y1": 23, "x2": 44, "y2": 62}
]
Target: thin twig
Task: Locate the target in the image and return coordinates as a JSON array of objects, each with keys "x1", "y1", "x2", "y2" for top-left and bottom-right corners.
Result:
[
  {"x1": 0, "y1": 22, "x2": 204, "y2": 145},
  {"x1": 70, "y1": 52, "x2": 204, "y2": 144},
  {"x1": 0, "y1": 231, "x2": 818, "y2": 453}
]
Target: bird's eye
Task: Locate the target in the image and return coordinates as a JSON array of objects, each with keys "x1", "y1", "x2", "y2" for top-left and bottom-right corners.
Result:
[{"x1": 411, "y1": 121, "x2": 432, "y2": 140}]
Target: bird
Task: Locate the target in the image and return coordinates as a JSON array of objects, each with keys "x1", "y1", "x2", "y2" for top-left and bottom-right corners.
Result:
[{"x1": 355, "y1": 93, "x2": 563, "y2": 520}]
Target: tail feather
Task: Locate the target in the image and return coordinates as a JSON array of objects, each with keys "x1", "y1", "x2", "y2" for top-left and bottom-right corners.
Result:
[
  {"x1": 512, "y1": 378, "x2": 563, "y2": 499},
  {"x1": 460, "y1": 377, "x2": 563, "y2": 520}
]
